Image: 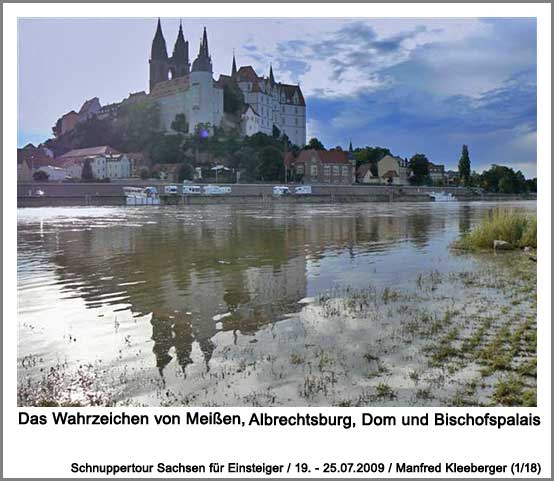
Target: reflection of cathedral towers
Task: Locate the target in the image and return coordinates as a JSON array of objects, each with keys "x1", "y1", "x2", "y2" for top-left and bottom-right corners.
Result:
[{"x1": 149, "y1": 255, "x2": 307, "y2": 376}]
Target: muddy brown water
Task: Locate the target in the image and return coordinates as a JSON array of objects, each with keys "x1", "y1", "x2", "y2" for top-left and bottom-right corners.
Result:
[{"x1": 17, "y1": 201, "x2": 536, "y2": 406}]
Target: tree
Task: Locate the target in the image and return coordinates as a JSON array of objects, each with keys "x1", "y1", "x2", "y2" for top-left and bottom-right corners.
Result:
[
  {"x1": 150, "y1": 134, "x2": 185, "y2": 164},
  {"x1": 258, "y1": 146, "x2": 284, "y2": 181},
  {"x1": 306, "y1": 137, "x2": 325, "y2": 150},
  {"x1": 479, "y1": 164, "x2": 528, "y2": 193},
  {"x1": 353, "y1": 146, "x2": 391, "y2": 177},
  {"x1": 140, "y1": 168, "x2": 149, "y2": 180},
  {"x1": 116, "y1": 99, "x2": 161, "y2": 152},
  {"x1": 409, "y1": 153, "x2": 430, "y2": 185},
  {"x1": 33, "y1": 170, "x2": 49, "y2": 182},
  {"x1": 272, "y1": 125, "x2": 281, "y2": 139},
  {"x1": 223, "y1": 84, "x2": 244, "y2": 115},
  {"x1": 171, "y1": 114, "x2": 189, "y2": 134},
  {"x1": 177, "y1": 163, "x2": 194, "y2": 182},
  {"x1": 81, "y1": 158, "x2": 94, "y2": 181},
  {"x1": 458, "y1": 145, "x2": 471, "y2": 186}
]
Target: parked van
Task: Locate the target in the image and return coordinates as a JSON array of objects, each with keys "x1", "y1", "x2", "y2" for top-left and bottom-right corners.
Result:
[
  {"x1": 182, "y1": 185, "x2": 202, "y2": 195},
  {"x1": 164, "y1": 185, "x2": 179, "y2": 195},
  {"x1": 295, "y1": 185, "x2": 312, "y2": 195},
  {"x1": 272, "y1": 186, "x2": 290, "y2": 196},
  {"x1": 203, "y1": 185, "x2": 231, "y2": 195}
]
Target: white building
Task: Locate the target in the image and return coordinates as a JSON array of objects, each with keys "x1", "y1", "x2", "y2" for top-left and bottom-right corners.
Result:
[
  {"x1": 149, "y1": 25, "x2": 223, "y2": 134},
  {"x1": 106, "y1": 154, "x2": 131, "y2": 179},
  {"x1": 227, "y1": 60, "x2": 306, "y2": 147},
  {"x1": 36, "y1": 165, "x2": 66, "y2": 181},
  {"x1": 148, "y1": 21, "x2": 306, "y2": 146}
]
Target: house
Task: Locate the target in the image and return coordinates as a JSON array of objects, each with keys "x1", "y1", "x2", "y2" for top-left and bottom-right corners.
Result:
[
  {"x1": 285, "y1": 149, "x2": 355, "y2": 185},
  {"x1": 127, "y1": 152, "x2": 151, "y2": 178},
  {"x1": 35, "y1": 165, "x2": 66, "y2": 182},
  {"x1": 377, "y1": 155, "x2": 411, "y2": 185},
  {"x1": 17, "y1": 158, "x2": 32, "y2": 182},
  {"x1": 241, "y1": 105, "x2": 261, "y2": 136},
  {"x1": 151, "y1": 163, "x2": 183, "y2": 182},
  {"x1": 445, "y1": 170, "x2": 459, "y2": 185},
  {"x1": 428, "y1": 162, "x2": 446, "y2": 184},
  {"x1": 58, "y1": 146, "x2": 122, "y2": 180},
  {"x1": 17, "y1": 144, "x2": 61, "y2": 181},
  {"x1": 53, "y1": 110, "x2": 79, "y2": 137},
  {"x1": 356, "y1": 163, "x2": 380, "y2": 184},
  {"x1": 77, "y1": 97, "x2": 101, "y2": 123},
  {"x1": 106, "y1": 154, "x2": 131, "y2": 179}
]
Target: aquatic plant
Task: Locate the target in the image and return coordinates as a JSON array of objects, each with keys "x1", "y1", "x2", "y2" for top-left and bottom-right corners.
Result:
[{"x1": 453, "y1": 209, "x2": 537, "y2": 250}]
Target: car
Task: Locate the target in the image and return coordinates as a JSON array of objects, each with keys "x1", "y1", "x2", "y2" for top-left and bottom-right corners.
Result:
[
  {"x1": 294, "y1": 185, "x2": 312, "y2": 195},
  {"x1": 164, "y1": 185, "x2": 179, "y2": 195},
  {"x1": 182, "y1": 185, "x2": 202, "y2": 194},
  {"x1": 203, "y1": 185, "x2": 231, "y2": 195},
  {"x1": 272, "y1": 186, "x2": 290, "y2": 196}
]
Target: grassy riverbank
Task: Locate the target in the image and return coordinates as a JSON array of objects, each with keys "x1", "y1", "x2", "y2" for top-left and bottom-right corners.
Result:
[{"x1": 454, "y1": 209, "x2": 537, "y2": 250}]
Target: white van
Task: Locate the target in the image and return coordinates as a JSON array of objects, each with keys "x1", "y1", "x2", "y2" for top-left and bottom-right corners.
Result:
[
  {"x1": 295, "y1": 185, "x2": 312, "y2": 195},
  {"x1": 164, "y1": 185, "x2": 179, "y2": 195},
  {"x1": 273, "y1": 186, "x2": 290, "y2": 196},
  {"x1": 183, "y1": 185, "x2": 202, "y2": 195},
  {"x1": 203, "y1": 185, "x2": 231, "y2": 195}
]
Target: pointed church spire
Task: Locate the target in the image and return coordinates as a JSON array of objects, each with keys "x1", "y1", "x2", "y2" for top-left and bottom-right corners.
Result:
[
  {"x1": 232, "y1": 50, "x2": 237, "y2": 77},
  {"x1": 202, "y1": 27, "x2": 209, "y2": 56},
  {"x1": 349, "y1": 139, "x2": 353, "y2": 152},
  {"x1": 191, "y1": 26, "x2": 212, "y2": 73},
  {"x1": 172, "y1": 19, "x2": 188, "y2": 60},
  {"x1": 269, "y1": 63, "x2": 275, "y2": 84},
  {"x1": 151, "y1": 18, "x2": 168, "y2": 60}
]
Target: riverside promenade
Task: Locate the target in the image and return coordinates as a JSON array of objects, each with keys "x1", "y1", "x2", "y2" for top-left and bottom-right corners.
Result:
[{"x1": 17, "y1": 182, "x2": 533, "y2": 207}]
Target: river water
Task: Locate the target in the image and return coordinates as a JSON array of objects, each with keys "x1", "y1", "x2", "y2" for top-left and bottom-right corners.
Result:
[{"x1": 17, "y1": 201, "x2": 536, "y2": 406}]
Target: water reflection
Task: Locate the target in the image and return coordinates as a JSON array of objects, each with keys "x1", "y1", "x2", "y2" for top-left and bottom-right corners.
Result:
[{"x1": 17, "y1": 202, "x2": 533, "y2": 380}]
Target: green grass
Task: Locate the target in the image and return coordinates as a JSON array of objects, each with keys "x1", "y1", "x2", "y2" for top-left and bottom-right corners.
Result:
[{"x1": 453, "y1": 210, "x2": 537, "y2": 250}]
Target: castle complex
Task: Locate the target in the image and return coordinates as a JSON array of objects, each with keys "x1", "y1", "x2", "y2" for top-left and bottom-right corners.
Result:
[{"x1": 148, "y1": 19, "x2": 306, "y2": 147}]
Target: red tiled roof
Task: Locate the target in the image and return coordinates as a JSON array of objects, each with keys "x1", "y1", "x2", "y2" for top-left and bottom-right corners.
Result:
[
  {"x1": 280, "y1": 83, "x2": 305, "y2": 106},
  {"x1": 59, "y1": 146, "x2": 120, "y2": 159},
  {"x1": 236, "y1": 66, "x2": 261, "y2": 83},
  {"x1": 18, "y1": 146, "x2": 60, "y2": 168},
  {"x1": 382, "y1": 170, "x2": 399, "y2": 178},
  {"x1": 286, "y1": 149, "x2": 350, "y2": 166}
]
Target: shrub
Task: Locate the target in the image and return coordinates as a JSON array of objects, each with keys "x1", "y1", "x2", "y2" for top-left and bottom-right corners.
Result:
[{"x1": 454, "y1": 209, "x2": 537, "y2": 250}]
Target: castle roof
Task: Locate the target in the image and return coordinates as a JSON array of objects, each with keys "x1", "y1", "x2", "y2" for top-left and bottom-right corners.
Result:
[
  {"x1": 280, "y1": 83, "x2": 305, "y2": 106},
  {"x1": 78, "y1": 97, "x2": 100, "y2": 115},
  {"x1": 149, "y1": 75, "x2": 190, "y2": 98}
]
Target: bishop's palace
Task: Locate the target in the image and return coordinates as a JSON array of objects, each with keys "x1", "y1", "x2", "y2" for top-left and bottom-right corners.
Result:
[{"x1": 149, "y1": 19, "x2": 306, "y2": 146}]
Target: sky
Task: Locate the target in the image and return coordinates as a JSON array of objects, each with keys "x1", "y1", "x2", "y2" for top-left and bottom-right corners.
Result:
[{"x1": 18, "y1": 17, "x2": 537, "y2": 176}]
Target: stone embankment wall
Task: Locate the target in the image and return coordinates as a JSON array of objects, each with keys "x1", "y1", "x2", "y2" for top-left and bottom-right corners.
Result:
[{"x1": 17, "y1": 182, "x2": 535, "y2": 207}]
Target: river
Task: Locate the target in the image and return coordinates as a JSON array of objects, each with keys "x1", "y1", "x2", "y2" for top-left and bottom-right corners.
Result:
[{"x1": 17, "y1": 201, "x2": 537, "y2": 406}]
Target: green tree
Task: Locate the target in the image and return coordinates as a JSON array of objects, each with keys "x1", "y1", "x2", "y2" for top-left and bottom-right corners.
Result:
[
  {"x1": 150, "y1": 134, "x2": 185, "y2": 164},
  {"x1": 409, "y1": 154, "x2": 430, "y2": 185},
  {"x1": 139, "y1": 168, "x2": 149, "y2": 180},
  {"x1": 33, "y1": 170, "x2": 49, "y2": 182},
  {"x1": 223, "y1": 84, "x2": 244, "y2": 115},
  {"x1": 458, "y1": 145, "x2": 471, "y2": 186},
  {"x1": 258, "y1": 146, "x2": 284, "y2": 181},
  {"x1": 306, "y1": 137, "x2": 325, "y2": 150},
  {"x1": 177, "y1": 163, "x2": 194, "y2": 182},
  {"x1": 81, "y1": 158, "x2": 94, "y2": 181},
  {"x1": 353, "y1": 146, "x2": 391, "y2": 177},
  {"x1": 117, "y1": 99, "x2": 161, "y2": 152},
  {"x1": 272, "y1": 125, "x2": 281, "y2": 139},
  {"x1": 171, "y1": 114, "x2": 189, "y2": 134}
]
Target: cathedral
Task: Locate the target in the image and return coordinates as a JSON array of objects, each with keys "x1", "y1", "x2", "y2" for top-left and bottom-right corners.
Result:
[{"x1": 148, "y1": 19, "x2": 306, "y2": 147}]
